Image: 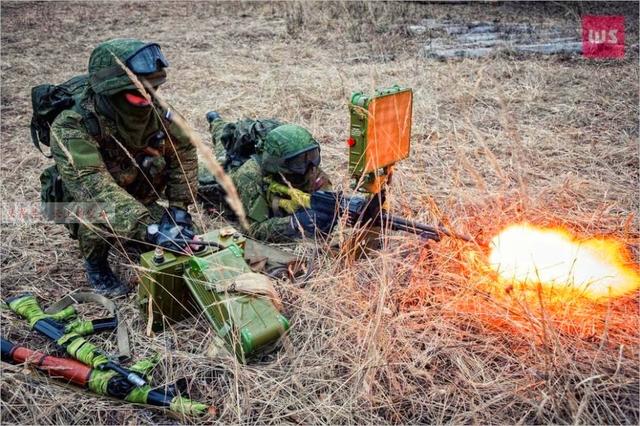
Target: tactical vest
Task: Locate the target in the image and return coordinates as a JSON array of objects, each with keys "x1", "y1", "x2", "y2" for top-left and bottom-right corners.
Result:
[{"x1": 77, "y1": 95, "x2": 170, "y2": 205}]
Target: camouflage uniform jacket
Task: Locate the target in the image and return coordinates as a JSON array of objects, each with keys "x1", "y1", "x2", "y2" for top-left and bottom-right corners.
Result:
[
  {"x1": 230, "y1": 157, "x2": 331, "y2": 242},
  {"x1": 50, "y1": 92, "x2": 197, "y2": 241}
]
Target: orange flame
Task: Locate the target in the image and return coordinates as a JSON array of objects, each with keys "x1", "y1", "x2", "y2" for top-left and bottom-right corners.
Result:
[{"x1": 488, "y1": 223, "x2": 640, "y2": 300}]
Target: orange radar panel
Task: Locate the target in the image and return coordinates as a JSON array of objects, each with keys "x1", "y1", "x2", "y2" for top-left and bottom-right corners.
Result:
[{"x1": 348, "y1": 86, "x2": 413, "y2": 176}]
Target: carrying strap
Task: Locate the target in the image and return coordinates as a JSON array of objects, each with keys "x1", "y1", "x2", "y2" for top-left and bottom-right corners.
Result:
[
  {"x1": 243, "y1": 238, "x2": 314, "y2": 286},
  {"x1": 213, "y1": 272, "x2": 282, "y2": 311},
  {"x1": 31, "y1": 127, "x2": 53, "y2": 157},
  {"x1": 44, "y1": 292, "x2": 130, "y2": 361},
  {"x1": 73, "y1": 94, "x2": 104, "y2": 141}
]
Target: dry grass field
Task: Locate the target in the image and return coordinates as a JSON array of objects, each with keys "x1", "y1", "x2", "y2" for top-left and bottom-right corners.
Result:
[{"x1": 1, "y1": 1, "x2": 639, "y2": 424}]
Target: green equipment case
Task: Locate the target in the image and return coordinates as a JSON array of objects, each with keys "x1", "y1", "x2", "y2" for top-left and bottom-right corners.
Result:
[
  {"x1": 138, "y1": 228, "x2": 289, "y2": 363},
  {"x1": 183, "y1": 246, "x2": 289, "y2": 363}
]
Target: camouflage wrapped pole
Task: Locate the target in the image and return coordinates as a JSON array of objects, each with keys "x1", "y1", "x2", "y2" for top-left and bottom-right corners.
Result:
[{"x1": 1, "y1": 337, "x2": 215, "y2": 417}]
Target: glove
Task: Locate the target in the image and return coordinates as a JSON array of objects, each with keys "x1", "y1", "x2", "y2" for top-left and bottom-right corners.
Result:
[
  {"x1": 289, "y1": 208, "x2": 336, "y2": 238},
  {"x1": 147, "y1": 207, "x2": 196, "y2": 253}
]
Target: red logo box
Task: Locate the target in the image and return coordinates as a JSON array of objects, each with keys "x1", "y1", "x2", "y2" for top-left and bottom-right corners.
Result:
[{"x1": 582, "y1": 16, "x2": 625, "y2": 58}]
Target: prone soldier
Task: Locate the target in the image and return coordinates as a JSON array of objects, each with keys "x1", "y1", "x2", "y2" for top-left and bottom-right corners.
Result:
[{"x1": 198, "y1": 113, "x2": 337, "y2": 242}]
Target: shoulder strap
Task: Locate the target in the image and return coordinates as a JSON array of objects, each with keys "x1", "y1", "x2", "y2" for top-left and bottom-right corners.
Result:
[
  {"x1": 82, "y1": 109, "x2": 103, "y2": 140},
  {"x1": 73, "y1": 93, "x2": 104, "y2": 141},
  {"x1": 44, "y1": 291, "x2": 131, "y2": 361},
  {"x1": 30, "y1": 118, "x2": 52, "y2": 158}
]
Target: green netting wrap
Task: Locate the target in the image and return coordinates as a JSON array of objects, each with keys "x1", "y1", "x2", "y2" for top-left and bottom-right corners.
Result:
[
  {"x1": 8, "y1": 295, "x2": 76, "y2": 327},
  {"x1": 124, "y1": 385, "x2": 152, "y2": 404},
  {"x1": 88, "y1": 364, "x2": 212, "y2": 416},
  {"x1": 61, "y1": 334, "x2": 109, "y2": 368},
  {"x1": 169, "y1": 396, "x2": 211, "y2": 416},
  {"x1": 8, "y1": 295, "x2": 48, "y2": 327},
  {"x1": 49, "y1": 305, "x2": 77, "y2": 321},
  {"x1": 88, "y1": 369, "x2": 118, "y2": 395},
  {"x1": 87, "y1": 355, "x2": 160, "y2": 395},
  {"x1": 129, "y1": 354, "x2": 161, "y2": 378},
  {"x1": 65, "y1": 319, "x2": 95, "y2": 336}
]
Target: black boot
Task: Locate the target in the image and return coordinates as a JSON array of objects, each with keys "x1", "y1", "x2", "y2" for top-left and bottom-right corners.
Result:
[
  {"x1": 84, "y1": 259, "x2": 129, "y2": 297},
  {"x1": 206, "y1": 111, "x2": 222, "y2": 123}
]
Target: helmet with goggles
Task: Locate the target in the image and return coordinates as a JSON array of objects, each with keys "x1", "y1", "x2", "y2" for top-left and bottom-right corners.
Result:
[
  {"x1": 260, "y1": 124, "x2": 321, "y2": 175},
  {"x1": 88, "y1": 38, "x2": 169, "y2": 96}
]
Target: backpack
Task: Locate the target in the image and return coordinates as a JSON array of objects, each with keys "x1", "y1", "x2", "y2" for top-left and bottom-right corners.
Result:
[
  {"x1": 30, "y1": 74, "x2": 90, "y2": 157},
  {"x1": 218, "y1": 118, "x2": 282, "y2": 170},
  {"x1": 198, "y1": 118, "x2": 282, "y2": 212},
  {"x1": 32, "y1": 74, "x2": 97, "y2": 237}
]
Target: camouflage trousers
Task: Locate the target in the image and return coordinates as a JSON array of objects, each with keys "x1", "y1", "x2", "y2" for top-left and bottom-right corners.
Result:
[{"x1": 74, "y1": 202, "x2": 165, "y2": 263}]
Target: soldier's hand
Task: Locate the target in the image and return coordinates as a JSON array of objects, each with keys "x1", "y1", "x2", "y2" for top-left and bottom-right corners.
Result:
[{"x1": 147, "y1": 207, "x2": 197, "y2": 253}]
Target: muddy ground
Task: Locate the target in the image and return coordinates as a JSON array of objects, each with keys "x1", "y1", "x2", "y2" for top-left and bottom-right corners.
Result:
[{"x1": 1, "y1": 2, "x2": 639, "y2": 424}]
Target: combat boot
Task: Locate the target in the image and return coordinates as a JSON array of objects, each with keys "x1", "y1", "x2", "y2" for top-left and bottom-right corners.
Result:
[
  {"x1": 84, "y1": 259, "x2": 129, "y2": 297},
  {"x1": 206, "y1": 111, "x2": 222, "y2": 123}
]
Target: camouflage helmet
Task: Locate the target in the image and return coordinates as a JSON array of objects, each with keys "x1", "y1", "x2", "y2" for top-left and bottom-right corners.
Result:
[
  {"x1": 260, "y1": 124, "x2": 320, "y2": 174},
  {"x1": 88, "y1": 38, "x2": 168, "y2": 96}
]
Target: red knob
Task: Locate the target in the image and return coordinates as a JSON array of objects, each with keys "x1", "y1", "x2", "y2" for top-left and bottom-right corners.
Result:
[{"x1": 347, "y1": 137, "x2": 356, "y2": 147}]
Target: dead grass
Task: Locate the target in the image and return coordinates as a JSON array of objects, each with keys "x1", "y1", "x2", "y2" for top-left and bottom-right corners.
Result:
[{"x1": 1, "y1": 1, "x2": 639, "y2": 424}]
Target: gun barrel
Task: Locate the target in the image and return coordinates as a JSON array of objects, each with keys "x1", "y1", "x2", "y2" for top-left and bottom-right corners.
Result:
[
  {"x1": 381, "y1": 213, "x2": 474, "y2": 242},
  {"x1": 103, "y1": 361, "x2": 146, "y2": 387}
]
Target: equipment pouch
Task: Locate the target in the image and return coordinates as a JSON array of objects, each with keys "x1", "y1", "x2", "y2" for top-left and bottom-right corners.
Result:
[
  {"x1": 40, "y1": 165, "x2": 65, "y2": 220},
  {"x1": 39, "y1": 165, "x2": 78, "y2": 238}
]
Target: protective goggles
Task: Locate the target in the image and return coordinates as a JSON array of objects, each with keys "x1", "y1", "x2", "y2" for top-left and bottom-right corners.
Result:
[
  {"x1": 283, "y1": 148, "x2": 321, "y2": 175},
  {"x1": 125, "y1": 43, "x2": 169, "y2": 75}
]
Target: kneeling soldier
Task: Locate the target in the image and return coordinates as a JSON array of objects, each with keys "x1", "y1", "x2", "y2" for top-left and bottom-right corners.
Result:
[{"x1": 44, "y1": 39, "x2": 199, "y2": 296}]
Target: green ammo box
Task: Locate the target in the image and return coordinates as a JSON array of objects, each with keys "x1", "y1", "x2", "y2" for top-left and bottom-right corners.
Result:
[
  {"x1": 138, "y1": 228, "x2": 289, "y2": 362},
  {"x1": 183, "y1": 246, "x2": 289, "y2": 363}
]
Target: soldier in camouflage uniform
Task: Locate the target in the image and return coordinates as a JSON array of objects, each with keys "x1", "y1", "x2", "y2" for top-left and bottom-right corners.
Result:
[
  {"x1": 46, "y1": 39, "x2": 199, "y2": 296},
  {"x1": 199, "y1": 113, "x2": 335, "y2": 242}
]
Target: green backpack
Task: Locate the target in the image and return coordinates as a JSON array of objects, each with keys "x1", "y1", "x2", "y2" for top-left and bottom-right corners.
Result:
[
  {"x1": 198, "y1": 118, "x2": 282, "y2": 211},
  {"x1": 29, "y1": 74, "x2": 91, "y2": 157},
  {"x1": 217, "y1": 118, "x2": 282, "y2": 170},
  {"x1": 31, "y1": 74, "x2": 95, "y2": 232}
]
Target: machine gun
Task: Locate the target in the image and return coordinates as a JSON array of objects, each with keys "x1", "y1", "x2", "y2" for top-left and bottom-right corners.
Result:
[
  {"x1": 267, "y1": 85, "x2": 472, "y2": 245},
  {"x1": 267, "y1": 180, "x2": 471, "y2": 242}
]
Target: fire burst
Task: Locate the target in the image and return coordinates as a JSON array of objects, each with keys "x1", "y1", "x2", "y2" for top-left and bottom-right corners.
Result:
[{"x1": 488, "y1": 223, "x2": 640, "y2": 300}]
